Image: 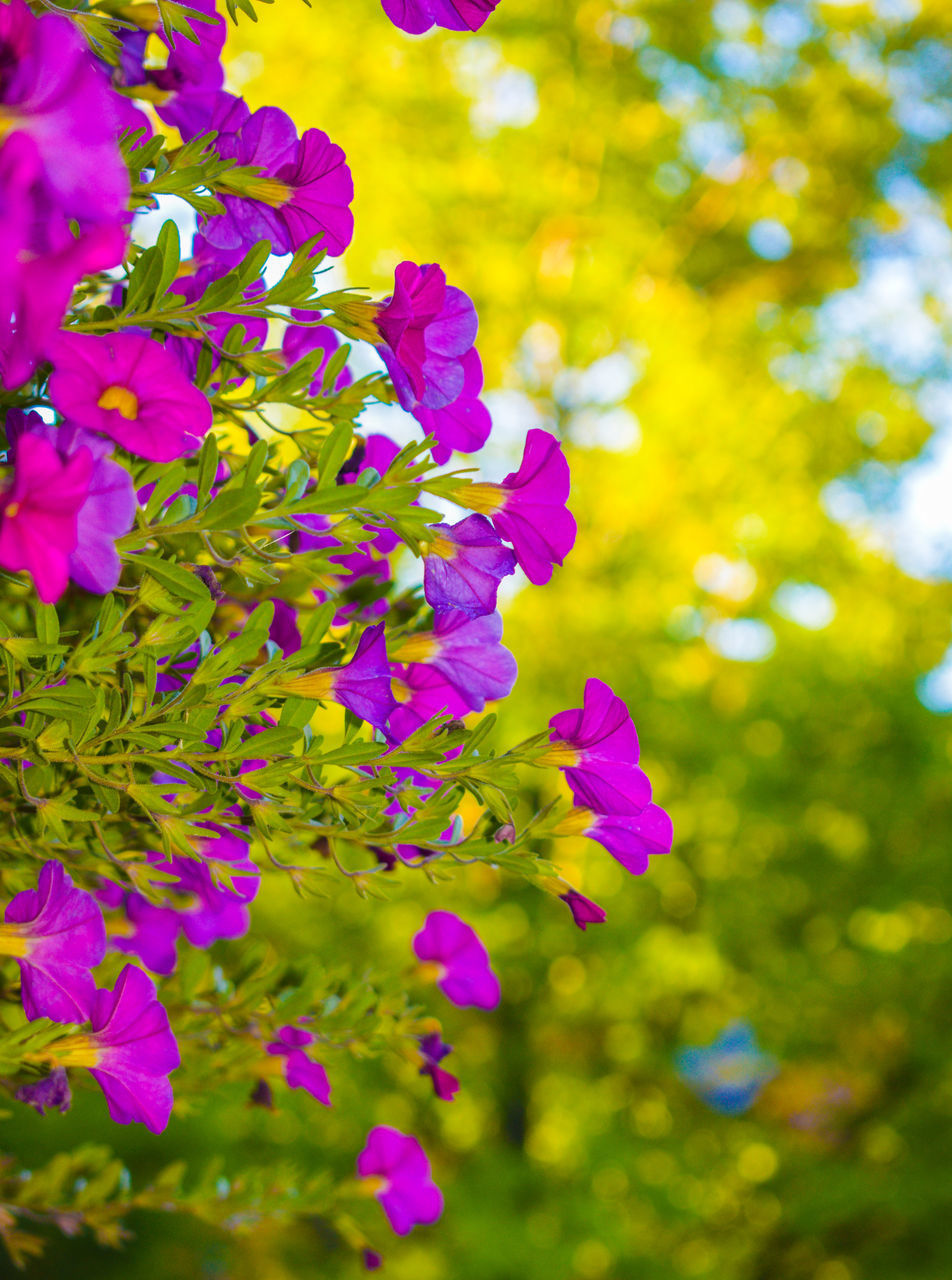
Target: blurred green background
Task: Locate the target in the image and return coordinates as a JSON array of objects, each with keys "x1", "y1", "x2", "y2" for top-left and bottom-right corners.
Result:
[{"x1": 8, "y1": 0, "x2": 952, "y2": 1275}]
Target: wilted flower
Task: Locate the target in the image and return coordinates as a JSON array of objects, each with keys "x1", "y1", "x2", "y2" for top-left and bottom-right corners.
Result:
[{"x1": 16, "y1": 1067, "x2": 72, "y2": 1116}]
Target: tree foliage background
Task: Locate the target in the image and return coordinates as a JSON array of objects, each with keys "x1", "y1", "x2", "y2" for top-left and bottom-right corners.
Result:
[{"x1": 6, "y1": 0, "x2": 952, "y2": 1277}]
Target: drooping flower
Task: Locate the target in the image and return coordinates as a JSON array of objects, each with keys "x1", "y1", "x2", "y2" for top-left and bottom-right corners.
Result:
[
  {"x1": 390, "y1": 611, "x2": 517, "y2": 714},
  {"x1": 0, "y1": 431, "x2": 94, "y2": 603},
  {"x1": 559, "y1": 889, "x2": 607, "y2": 931},
  {"x1": 381, "y1": 0, "x2": 501, "y2": 36},
  {"x1": 0, "y1": 0, "x2": 129, "y2": 225},
  {"x1": 0, "y1": 862, "x2": 105, "y2": 1023},
  {"x1": 192, "y1": 93, "x2": 353, "y2": 257},
  {"x1": 16, "y1": 1066, "x2": 72, "y2": 1116},
  {"x1": 554, "y1": 802, "x2": 673, "y2": 875},
  {"x1": 278, "y1": 622, "x2": 398, "y2": 731},
  {"x1": 455, "y1": 428, "x2": 576, "y2": 585},
  {"x1": 676, "y1": 1022, "x2": 777, "y2": 1116},
  {"x1": 412, "y1": 348, "x2": 492, "y2": 463},
  {"x1": 418, "y1": 1032, "x2": 459, "y2": 1101},
  {"x1": 6, "y1": 411, "x2": 137, "y2": 595},
  {"x1": 544, "y1": 678, "x2": 653, "y2": 816},
  {"x1": 47, "y1": 331, "x2": 213, "y2": 462},
  {"x1": 423, "y1": 514, "x2": 516, "y2": 618},
  {"x1": 376, "y1": 262, "x2": 478, "y2": 411},
  {"x1": 357, "y1": 1126, "x2": 443, "y2": 1236},
  {"x1": 413, "y1": 910, "x2": 500, "y2": 1010},
  {"x1": 51, "y1": 964, "x2": 180, "y2": 1132},
  {"x1": 266, "y1": 1025, "x2": 331, "y2": 1106}
]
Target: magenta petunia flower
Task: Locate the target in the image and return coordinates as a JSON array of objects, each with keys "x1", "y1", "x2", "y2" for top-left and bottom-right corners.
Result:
[
  {"x1": 357, "y1": 1126, "x2": 443, "y2": 1236},
  {"x1": 423, "y1": 514, "x2": 516, "y2": 618},
  {"x1": 281, "y1": 622, "x2": 398, "y2": 731},
  {"x1": 581, "y1": 803, "x2": 674, "y2": 875},
  {"x1": 16, "y1": 1066, "x2": 72, "y2": 1116},
  {"x1": 381, "y1": 0, "x2": 501, "y2": 35},
  {"x1": 120, "y1": 0, "x2": 226, "y2": 139},
  {"x1": 6, "y1": 411, "x2": 136, "y2": 595},
  {"x1": 0, "y1": 432, "x2": 94, "y2": 604},
  {"x1": 418, "y1": 1032, "x2": 459, "y2": 1101},
  {"x1": 47, "y1": 331, "x2": 213, "y2": 462},
  {"x1": 412, "y1": 348, "x2": 492, "y2": 463},
  {"x1": 266, "y1": 1025, "x2": 331, "y2": 1106},
  {"x1": 195, "y1": 94, "x2": 353, "y2": 257},
  {"x1": 413, "y1": 910, "x2": 500, "y2": 1009},
  {"x1": 0, "y1": 861, "x2": 106, "y2": 1023},
  {"x1": 559, "y1": 889, "x2": 607, "y2": 931},
  {"x1": 0, "y1": 0, "x2": 129, "y2": 225},
  {"x1": 456, "y1": 428, "x2": 576, "y2": 586},
  {"x1": 52, "y1": 964, "x2": 180, "y2": 1132},
  {"x1": 392, "y1": 611, "x2": 517, "y2": 714},
  {"x1": 376, "y1": 262, "x2": 478, "y2": 411},
  {"x1": 546, "y1": 677, "x2": 652, "y2": 816}
]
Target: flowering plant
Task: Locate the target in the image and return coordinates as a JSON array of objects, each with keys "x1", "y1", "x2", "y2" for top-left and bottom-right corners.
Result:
[{"x1": 0, "y1": 0, "x2": 669, "y2": 1265}]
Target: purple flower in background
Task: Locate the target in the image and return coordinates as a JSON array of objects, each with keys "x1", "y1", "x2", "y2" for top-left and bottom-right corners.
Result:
[
  {"x1": 53, "y1": 965, "x2": 180, "y2": 1132},
  {"x1": 560, "y1": 889, "x2": 606, "y2": 931},
  {"x1": 195, "y1": 94, "x2": 353, "y2": 257},
  {"x1": 423, "y1": 514, "x2": 516, "y2": 617},
  {"x1": 376, "y1": 262, "x2": 478, "y2": 411},
  {"x1": 283, "y1": 311, "x2": 352, "y2": 393},
  {"x1": 382, "y1": 0, "x2": 501, "y2": 35},
  {"x1": 16, "y1": 1066, "x2": 72, "y2": 1116},
  {"x1": 269, "y1": 598, "x2": 301, "y2": 656},
  {"x1": 392, "y1": 611, "x2": 517, "y2": 714},
  {"x1": 546, "y1": 678, "x2": 653, "y2": 816},
  {"x1": 0, "y1": 861, "x2": 106, "y2": 1023},
  {"x1": 0, "y1": 0, "x2": 129, "y2": 225},
  {"x1": 418, "y1": 1032, "x2": 459, "y2": 1101},
  {"x1": 6, "y1": 411, "x2": 136, "y2": 595},
  {"x1": 48, "y1": 332, "x2": 213, "y2": 462},
  {"x1": 363, "y1": 1250, "x2": 384, "y2": 1271},
  {"x1": 281, "y1": 622, "x2": 397, "y2": 731},
  {"x1": 0, "y1": 433, "x2": 94, "y2": 604},
  {"x1": 413, "y1": 910, "x2": 500, "y2": 1009},
  {"x1": 266, "y1": 1025, "x2": 331, "y2": 1106},
  {"x1": 339, "y1": 433, "x2": 411, "y2": 556},
  {"x1": 119, "y1": 0, "x2": 226, "y2": 138},
  {"x1": 357, "y1": 1126, "x2": 443, "y2": 1236},
  {"x1": 165, "y1": 260, "x2": 268, "y2": 385},
  {"x1": 458, "y1": 429, "x2": 575, "y2": 585},
  {"x1": 413, "y1": 348, "x2": 492, "y2": 463},
  {"x1": 583, "y1": 804, "x2": 673, "y2": 874},
  {"x1": 677, "y1": 1022, "x2": 777, "y2": 1116}
]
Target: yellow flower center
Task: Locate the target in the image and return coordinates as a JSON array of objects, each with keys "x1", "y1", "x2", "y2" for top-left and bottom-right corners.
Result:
[
  {"x1": 452, "y1": 482, "x2": 505, "y2": 516},
  {"x1": 3, "y1": 501, "x2": 20, "y2": 520},
  {"x1": 0, "y1": 925, "x2": 30, "y2": 958},
  {"x1": 389, "y1": 633, "x2": 439, "y2": 664},
  {"x1": 278, "y1": 669, "x2": 337, "y2": 701},
  {"x1": 424, "y1": 534, "x2": 457, "y2": 562},
  {"x1": 552, "y1": 806, "x2": 594, "y2": 837},
  {"x1": 98, "y1": 385, "x2": 140, "y2": 420},
  {"x1": 221, "y1": 175, "x2": 292, "y2": 207},
  {"x1": 535, "y1": 741, "x2": 581, "y2": 768},
  {"x1": 47, "y1": 1034, "x2": 102, "y2": 1069}
]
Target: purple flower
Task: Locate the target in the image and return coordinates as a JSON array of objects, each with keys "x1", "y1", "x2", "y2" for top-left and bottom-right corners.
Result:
[
  {"x1": 582, "y1": 804, "x2": 673, "y2": 875},
  {"x1": 381, "y1": 0, "x2": 501, "y2": 35},
  {"x1": 6, "y1": 411, "x2": 136, "y2": 595},
  {"x1": 418, "y1": 1032, "x2": 459, "y2": 1101},
  {"x1": 283, "y1": 311, "x2": 353, "y2": 393},
  {"x1": 339, "y1": 433, "x2": 412, "y2": 555},
  {"x1": 120, "y1": 0, "x2": 226, "y2": 138},
  {"x1": 165, "y1": 260, "x2": 268, "y2": 385},
  {"x1": 0, "y1": 0, "x2": 129, "y2": 225},
  {"x1": 423, "y1": 514, "x2": 516, "y2": 618},
  {"x1": 47, "y1": 332, "x2": 213, "y2": 462},
  {"x1": 559, "y1": 889, "x2": 606, "y2": 931},
  {"x1": 196, "y1": 94, "x2": 353, "y2": 257},
  {"x1": 413, "y1": 910, "x2": 500, "y2": 1009},
  {"x1": 391, "y1": 611, "x2": 517, "y2": 714},
  {"x1": 0, "y1": 431, "x2": 93, "y2": 603},
  {"x1": 412, "y1": 348, "x2": 492, "y2": 463},
  {"x1": 280, "y1": 622, "x2": 397, "y2": 731},
  {"x1": 16, "y1": 1066, "x2": 71, "y2": 1116},
  {"x1": 269, "y1": 598, "x2": 302, "y2": 656},
  {"x1": 546, "y1": 678, "x2": 653, "y2": 816},
  {"x1": 457, "y1": 429, "x2": 576, "y2": 585},
  {"x1": 376, "y1": 262, "x2": 478, "y2": 411},
  {"x1": 357, "y1": 1126, "x2": 443, "y2": 1236},
  {"x1": 53, "y1": 965, "x2": 180, "y2": 1132},
  {"x1": 266, "y1": 1025, "x2": 331, "y2": 1106},
  {"x1": 0, "y1": 862, "x2": 105, "y2": 1022},
  {"x1": 388, "y1": 663, "x2": 470, "y2": 742},
  {"x1": 363, "y1": 1250, "x2": 384, "y2": 1271}
]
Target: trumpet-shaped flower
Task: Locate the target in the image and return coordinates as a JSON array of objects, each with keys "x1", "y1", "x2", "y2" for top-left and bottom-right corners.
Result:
[
  {"x1": 413, "y1": 910, "x2": 500, "y2": 1009},
  {"x1": 47, "y1": 331, "x2": 213, "y2": 462},
  {"x1": 546, "y1": 677, "x2": 652, "y2": 816},
  {"x1": 423, "y1": 514, "x2": 516, "y2": 618},
  {"x1": 266, "y1": 1025, "x2": 331, "y2": 1105},
  {"x1": 412, "y1": 348, "x2": 492, "y2": 463},
  {"x1": 391, "y1": 611, "x2": 517, "y2": 714},
  {"x1": 559, "y1": 889, "x2": 606, "y2": 931},
  {"x1": 280, "y1": 622, "x2": 397, "y2": 731},
  {"x1": 0, "y1": 861, "x2": 105, "y2": 1023},
  {"x1": 357, "y1": 1126, "x2": 443, "y2": 1236}
]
